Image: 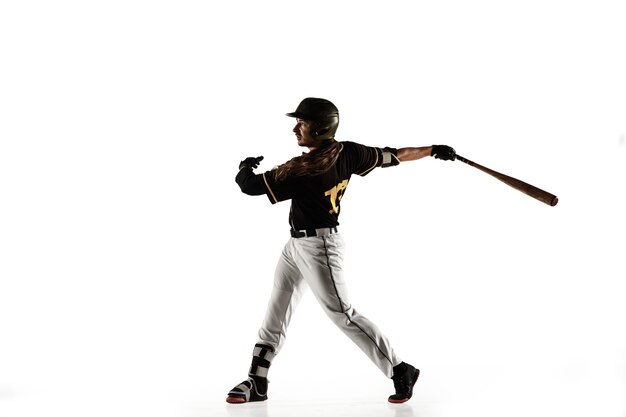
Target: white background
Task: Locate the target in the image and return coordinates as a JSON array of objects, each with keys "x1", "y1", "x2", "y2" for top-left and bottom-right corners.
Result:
[{"x1": 1, "y1": 1, "x2": 625, "y2": 417}]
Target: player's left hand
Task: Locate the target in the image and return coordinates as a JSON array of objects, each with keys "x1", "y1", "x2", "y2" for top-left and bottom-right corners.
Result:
[
  {"x1": 239, "y1": 156, "x2": 264, "y2": 170},
  {"x1": 431, "y1": 145, "x2": 456, "y2": 161}
]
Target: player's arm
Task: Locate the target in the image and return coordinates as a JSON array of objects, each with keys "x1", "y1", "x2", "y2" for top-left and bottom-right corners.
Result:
[
  {"x1": 397, "y1": 145, "x2": 456, "y2": 162},
  {"x1": 397, "y1": 146, "x2": 431, "y2": 161},
  {"x1": 235, "y1": 156, "x2": 266, "y2": 196}
]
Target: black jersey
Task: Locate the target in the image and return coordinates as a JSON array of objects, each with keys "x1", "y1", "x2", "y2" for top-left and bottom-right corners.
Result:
[{"x1": 236, "y1": 141, "x2": 395, "y2": 230}]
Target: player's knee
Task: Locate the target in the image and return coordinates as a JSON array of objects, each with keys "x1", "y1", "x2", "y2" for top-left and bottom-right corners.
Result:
[{"x1": 321, "y1": 303, "x2": 354, "y2": 325}]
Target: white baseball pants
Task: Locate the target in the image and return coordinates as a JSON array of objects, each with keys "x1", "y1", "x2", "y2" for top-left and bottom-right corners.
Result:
[{"x1": 257, "y1": 233, "x2": 401, "y2": 378}]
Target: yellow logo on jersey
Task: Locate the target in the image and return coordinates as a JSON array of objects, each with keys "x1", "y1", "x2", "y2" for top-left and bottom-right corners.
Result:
[{"x1": 324, "y1": 179, "x2": 349, "y2": 214}]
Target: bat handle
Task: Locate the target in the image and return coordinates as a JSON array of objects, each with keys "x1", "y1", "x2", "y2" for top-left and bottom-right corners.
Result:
[{"x1": 455, "y1": 154, "x2": 473, "y2": 165}]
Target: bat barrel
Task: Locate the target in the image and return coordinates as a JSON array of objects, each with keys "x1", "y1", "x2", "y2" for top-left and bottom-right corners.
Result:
[{"x1": 455, "y1": 154, "x2": 558, "y2": 207}]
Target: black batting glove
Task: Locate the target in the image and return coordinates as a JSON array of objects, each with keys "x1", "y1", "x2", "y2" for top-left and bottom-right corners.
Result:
[
  {"x1": 239, "y1": 156, "x2": 264, "y2": 170},
  {"x1": 431, "y1": 145, "x2": 456, "y2": 161}
]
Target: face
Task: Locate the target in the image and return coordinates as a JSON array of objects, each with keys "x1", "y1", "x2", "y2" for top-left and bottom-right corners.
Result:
[{"x1": 293, "y1": 119, "x2": 318, "y2": 149}]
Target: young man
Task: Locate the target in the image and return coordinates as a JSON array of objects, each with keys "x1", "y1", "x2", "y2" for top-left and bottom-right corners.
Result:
[{"x1": 228, "y1": 97, "x2": 456, "y2": 404}]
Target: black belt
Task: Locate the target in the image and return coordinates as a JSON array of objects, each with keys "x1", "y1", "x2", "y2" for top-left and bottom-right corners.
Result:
[{"x1": 290, "y1": 227, "x2": 338, "y2": 238}]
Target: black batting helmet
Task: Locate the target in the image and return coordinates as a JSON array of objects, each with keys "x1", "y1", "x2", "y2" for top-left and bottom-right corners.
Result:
[{"x1": 286, "y1": 97, "x2": 339, "y2": 140}]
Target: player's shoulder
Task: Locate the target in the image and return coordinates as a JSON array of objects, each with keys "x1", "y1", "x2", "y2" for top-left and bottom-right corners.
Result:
[
  {"x1": 339, "y1": 140, "x2": 360, "y2": 147},
  {"x1": 338, "y1": 140, "x2": 379, "y2": 155},
  {"x1": 338, "y1": 140, "x2": 368, "y2": 153}
]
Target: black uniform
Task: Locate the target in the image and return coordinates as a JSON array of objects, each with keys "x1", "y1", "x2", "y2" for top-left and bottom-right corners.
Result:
[{"x1": 236, "y1": 141, "x2": 393, "y2": 230}]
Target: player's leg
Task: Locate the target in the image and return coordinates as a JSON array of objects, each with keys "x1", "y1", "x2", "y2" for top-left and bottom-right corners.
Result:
[
  {"x1": 294, "y1": 233, "x2": 419, "y2": 402},
  {"x1": 256, "y1": 239, "x2": 306, "y2": 352},
  {"x1": 226, "y1": 239, "x2": 305, "y2": 404},
  {"x1": 294, "y1": 234, "x2": 399, "y2": 375}
]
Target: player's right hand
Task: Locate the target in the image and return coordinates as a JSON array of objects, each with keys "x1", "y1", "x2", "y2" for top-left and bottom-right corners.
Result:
[
  {"x1": 239, "y1": 156, "x2": 264, "y2": 170},
  {"x1": 431, "y1": 145, "x2": 456, "y2": 161}
]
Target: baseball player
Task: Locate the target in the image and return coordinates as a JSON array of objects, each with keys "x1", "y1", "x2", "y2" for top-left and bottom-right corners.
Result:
[{"x1": 227, "y1": 97, "x2": 456, "y2": 404}]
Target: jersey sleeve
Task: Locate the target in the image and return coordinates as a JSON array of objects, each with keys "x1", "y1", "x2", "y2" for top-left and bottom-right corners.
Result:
[
  {"x1": 235, "y1": 167, "x2": 297, "y2": 204},
  {"x1": 260, "y1": 169, "x2": 299, "y2": 204},
  {"x1": 343, "y1": 141, "x2": 396, "y2": 177},
  {"x1": 235, "y1": 167, "x2": 267, "y2": 196}
]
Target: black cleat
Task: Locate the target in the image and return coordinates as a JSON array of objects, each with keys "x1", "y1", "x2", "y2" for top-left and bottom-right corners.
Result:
[
  {"x1": 388, "y1": 362, "x2": 420, "y2": 403},
  {"x1": 226, "y1": 376, "x2": 268, "y2": 404}
]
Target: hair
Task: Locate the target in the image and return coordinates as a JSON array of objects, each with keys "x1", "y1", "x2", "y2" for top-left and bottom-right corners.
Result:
[{"x1": 273, "y1": 140, "x2": 342, "y2": 181}]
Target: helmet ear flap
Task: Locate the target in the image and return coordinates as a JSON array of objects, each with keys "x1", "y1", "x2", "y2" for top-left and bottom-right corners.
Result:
[
  {"x1": 313, "y1": 124, "x2": 329, "y2": 138},
  {"x1": 310, "y1": 117, "x2": 338, "y2": 140}
]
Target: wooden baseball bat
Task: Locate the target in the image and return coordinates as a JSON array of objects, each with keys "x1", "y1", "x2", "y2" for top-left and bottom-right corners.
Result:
[{"x1": 455, "y1": 154, "x2": 559, "y2": 206}]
